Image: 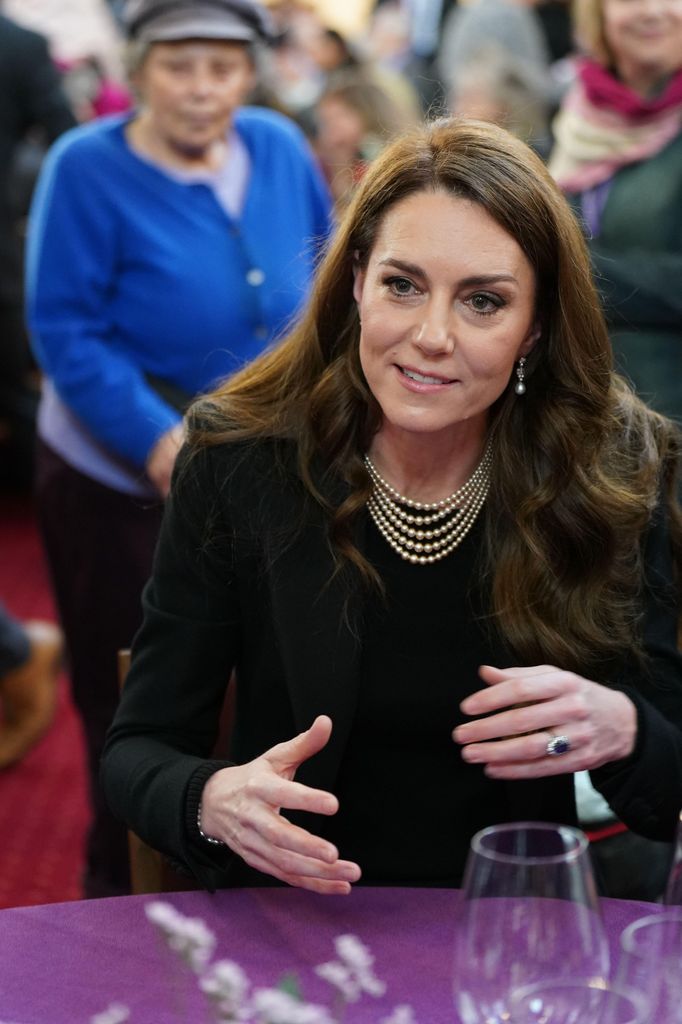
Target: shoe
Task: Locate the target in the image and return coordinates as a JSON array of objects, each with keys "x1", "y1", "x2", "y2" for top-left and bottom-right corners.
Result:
[{"x1": 0, "y1": 620, "x2": 63, "y2": 769}]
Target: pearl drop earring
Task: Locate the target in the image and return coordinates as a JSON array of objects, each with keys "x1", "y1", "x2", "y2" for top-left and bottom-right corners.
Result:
[{"x1": 515, "y1": 357, "x2": 527, "y2": 395}]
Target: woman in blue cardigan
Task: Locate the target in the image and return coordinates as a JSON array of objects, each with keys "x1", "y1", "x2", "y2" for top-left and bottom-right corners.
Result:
[{"x1": 25, "y1": 0, "x2": 332, "y2": 898}]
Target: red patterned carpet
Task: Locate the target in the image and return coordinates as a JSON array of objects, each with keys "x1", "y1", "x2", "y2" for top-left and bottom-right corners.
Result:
[{"x1": 0, "y1": 494, "x2": 89, "y2": 908}]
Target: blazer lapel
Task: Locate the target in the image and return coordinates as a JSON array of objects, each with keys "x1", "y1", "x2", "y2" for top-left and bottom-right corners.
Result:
[{"x1": 268, "y1": 473, "x2": 367, "y2": 793}]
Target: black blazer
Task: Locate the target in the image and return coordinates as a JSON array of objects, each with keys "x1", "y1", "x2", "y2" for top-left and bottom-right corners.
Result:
[{"x1": 102, "y1": 439, "x2": 682, "y2": 890}]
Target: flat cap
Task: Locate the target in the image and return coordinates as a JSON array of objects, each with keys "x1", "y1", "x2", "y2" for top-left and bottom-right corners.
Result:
[{"x1": 123, "y1": 0, "x2": 274, "y2": 45}]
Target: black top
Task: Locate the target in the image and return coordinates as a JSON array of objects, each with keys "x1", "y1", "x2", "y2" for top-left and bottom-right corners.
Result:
[{"x1": 327, "y1": 518, "x2": 509, "y2": 885}]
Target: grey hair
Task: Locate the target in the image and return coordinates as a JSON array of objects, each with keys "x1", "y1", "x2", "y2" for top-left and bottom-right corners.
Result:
[{"x1": 123, "y1": 38, "x2": 152, "y2": 78}]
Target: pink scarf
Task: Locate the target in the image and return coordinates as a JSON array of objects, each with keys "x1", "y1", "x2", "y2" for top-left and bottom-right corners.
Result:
[
  {"x1": 549, "y1": 59, "x2": 682, "y2": 193},
  {"x1": 581, "y1": 59, "x2": 682, "y2": 117}
]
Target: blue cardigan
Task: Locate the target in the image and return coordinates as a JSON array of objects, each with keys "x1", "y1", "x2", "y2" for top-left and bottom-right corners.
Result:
[{"x1": 26, "y1": 107, "x2": 333, "y2": 468}]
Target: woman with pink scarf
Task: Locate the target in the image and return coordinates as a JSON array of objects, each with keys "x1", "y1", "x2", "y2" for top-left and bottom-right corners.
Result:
[{"x1": 549, "y1": 0, "x2": 682, "y2": 422}]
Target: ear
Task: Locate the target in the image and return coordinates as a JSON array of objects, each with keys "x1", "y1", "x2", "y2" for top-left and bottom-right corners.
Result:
[
  {"x1": 352, "y1": 260, "x2": 365, "y2": 307},
  {"x1": 518, "y1": 320, "x2": 541, "y2": 358},
  {"x1": 130, "y1": 67, "x2": 144, "y2": 101}
]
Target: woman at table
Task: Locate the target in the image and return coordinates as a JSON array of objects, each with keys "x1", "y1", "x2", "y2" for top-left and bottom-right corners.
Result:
[
  {"x1": 26, "y1": 0, "x2": 332, "y2": 898},
  {"x1": 549, "y1": 0, "x2": 682, "y2": 422},
  {"x1": 103, "y1": 117, "x2": 682, "y2": 896}
]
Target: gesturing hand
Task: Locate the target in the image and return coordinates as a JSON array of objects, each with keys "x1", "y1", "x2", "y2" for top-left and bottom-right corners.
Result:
[
  {"x1": 452, "y1": 664, "x2": 638, "y2": 779},
  {"x1": 199, "y1": 715, "x2": 362, "y2": 894}
]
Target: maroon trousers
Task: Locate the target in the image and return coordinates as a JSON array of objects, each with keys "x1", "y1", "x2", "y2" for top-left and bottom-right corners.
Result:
[{"x1": 35, "y1": 442, "x2": 163, "y2": 897}]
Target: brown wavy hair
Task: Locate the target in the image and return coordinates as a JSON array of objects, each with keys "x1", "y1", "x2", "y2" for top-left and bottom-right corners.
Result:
[{"x1": 190, "y1": 117, "x2": 681, "y2": 672}]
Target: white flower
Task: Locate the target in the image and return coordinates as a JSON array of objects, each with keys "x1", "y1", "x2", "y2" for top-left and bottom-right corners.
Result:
[
  {"x1": 89, "y1": 1003, "x2": 130, "y2": 1024},
  {"x1": 174, "y1": 915, "x2": 217, "y2": 972},
  {"x1": 200, "y1": 959, "x2": 251, "y2": 1019},
  {"x1": 144, "y1": 900, "x2": 184, "y2": 933},
  {"x1": 251, "y1": 988, "x2": 336, "y2": 1024},
  {"x1": 314, "y1": 961, "x2": 360, "y2": 1002},
  {"x1": 145, "y1": 899, "x2": 216, "y2": 972},
  {"x1": 331, "y1": 934, "x2": 386, "y2": 998},
  {"x1": 380, "y1": 1006, "x2": 418, "y2": 1024},
  {"x1": 334, "y1": 935, "x2": 374, "y2": 971}
]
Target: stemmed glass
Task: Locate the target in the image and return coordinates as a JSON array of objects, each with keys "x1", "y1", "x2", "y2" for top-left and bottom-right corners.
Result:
[
  {"x1": 453, "y1": 822, "x2": 609, "y2": 1024},
  {"x1": 508, "y1": 979, "x2": 649, "y2": 1024},
  {"x1": 663, "y1": 811, "x2": 682, "y2": 905},
  {"x1": 614, "y1": 909, "x2": 682, "y2": 1023}
]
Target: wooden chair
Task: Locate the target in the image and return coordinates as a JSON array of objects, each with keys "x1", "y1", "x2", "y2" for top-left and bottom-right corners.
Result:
[{"x1": 117, "y1": 648, "x2": 235, "y2": 894}]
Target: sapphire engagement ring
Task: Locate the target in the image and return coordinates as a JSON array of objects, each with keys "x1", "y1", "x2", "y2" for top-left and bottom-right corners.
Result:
[{"x1": 546, "y1": 733, "x2": 572, "y2": 756}]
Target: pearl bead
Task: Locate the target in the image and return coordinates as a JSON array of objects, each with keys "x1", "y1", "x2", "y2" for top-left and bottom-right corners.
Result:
[{"x1": 515, "y1": 381, "x2": 526, "y2": 395}]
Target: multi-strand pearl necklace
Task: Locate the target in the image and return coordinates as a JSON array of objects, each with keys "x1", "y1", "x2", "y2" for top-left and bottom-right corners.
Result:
[{"x1": 364, "y1": 443, "x2": 492, "y2": 565}]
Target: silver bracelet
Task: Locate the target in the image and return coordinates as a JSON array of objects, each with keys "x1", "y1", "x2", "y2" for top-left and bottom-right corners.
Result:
[{"x1": 197, "y1": 801, "x2": 226, "y2": 847}]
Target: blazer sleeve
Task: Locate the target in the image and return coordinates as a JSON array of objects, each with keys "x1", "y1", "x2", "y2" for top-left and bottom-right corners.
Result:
[
  {"x1": 589, "y1": 502, "x2": 682, "y2": 840},
  {"x1": 101, "y1": 441, "x2": 243, "y2": 887}
]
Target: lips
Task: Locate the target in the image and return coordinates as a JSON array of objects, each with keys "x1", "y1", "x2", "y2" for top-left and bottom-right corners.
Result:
[
  {"x1": 181, "y1": 112, "x2": 219, "y2": 127},
  {"x1": 399, "y1": 365, "x2": 456, "y2": 385}
]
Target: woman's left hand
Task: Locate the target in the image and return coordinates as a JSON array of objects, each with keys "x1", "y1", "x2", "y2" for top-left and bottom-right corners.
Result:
[
  {"x1": 452, "y1": 664, "x2": 638, "y2": 779},
  {"x1": 146, "y1": 422, "x2": 185, "y2": 498}
]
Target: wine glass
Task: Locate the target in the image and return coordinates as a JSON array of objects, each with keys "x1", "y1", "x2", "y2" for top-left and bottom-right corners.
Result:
[
  {"x1": 453, "y1": 822, "x2": 609, "y2": 1024},
  {"x1": 508, "y1": 979, "x2": 649, "y2": 1024},
  {"x1": 615, "y1": 910, "x2": 682, "y2": 1023},
  {"x1": 663, "y1": 811, "x2": 682, "y2": 905}
]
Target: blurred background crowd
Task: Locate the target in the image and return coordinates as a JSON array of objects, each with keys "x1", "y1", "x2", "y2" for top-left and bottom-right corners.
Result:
[{"x1": 0, "y1": 0, "x2": 680, "y2": 907}]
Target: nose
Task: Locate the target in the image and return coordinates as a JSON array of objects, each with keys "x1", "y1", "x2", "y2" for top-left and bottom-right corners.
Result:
[
  {"x1": 187, "y1": 66, "x2": 216, "y2": 97},
  {"x1": 638, "y1": 0, "x2": 668, "y2": 16},
  {"x1": 414, "y1": 296, "x2": 455, "y2": 356}
]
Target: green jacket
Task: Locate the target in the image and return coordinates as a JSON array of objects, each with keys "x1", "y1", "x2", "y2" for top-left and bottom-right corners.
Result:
[{"x1": 572, "y1": 131, "x2": 682, "y2": 422}]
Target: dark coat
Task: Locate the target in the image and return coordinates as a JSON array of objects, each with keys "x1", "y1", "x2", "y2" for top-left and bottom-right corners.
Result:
[
  {"x1": 102, "y1": 439, "x2": 682, "y2": 890},
  {"x1": 571, "y1": 131, "x2": 682, "y2": 423},
  {"x1": 0, "y1": 15, "x2": 75, "y2": 301}
]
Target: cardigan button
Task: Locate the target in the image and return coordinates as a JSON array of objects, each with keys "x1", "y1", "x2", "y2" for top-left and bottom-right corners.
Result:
[{"x1": 246, "y1": 268, "x2": 265, "y2": 286}]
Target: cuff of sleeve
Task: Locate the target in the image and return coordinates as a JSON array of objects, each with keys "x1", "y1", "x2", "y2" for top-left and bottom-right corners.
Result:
[
  {"x1": 589, "y1": 685, "x2": 681, "y2": 840},
  {"x1": 185, "y1": 759, "x2": 234, "y2": 847},
  {"x1": 591, "y1": 684, "x2": 646, "y2": 780}
]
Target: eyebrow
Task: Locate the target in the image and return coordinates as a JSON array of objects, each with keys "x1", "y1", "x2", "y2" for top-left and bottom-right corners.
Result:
[{"x1": 378, "y1": 258, "x2": 519, "y2": 287}]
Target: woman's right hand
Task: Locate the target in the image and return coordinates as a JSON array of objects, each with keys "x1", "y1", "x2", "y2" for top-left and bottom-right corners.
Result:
[{"x1": 199, "y1": 715, "x2": 362, "y2": 894}]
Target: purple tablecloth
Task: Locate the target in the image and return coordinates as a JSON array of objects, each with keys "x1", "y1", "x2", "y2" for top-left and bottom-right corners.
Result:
[{"x1": 0, "y1": 887, "x2": 662, "y2": 1023}]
